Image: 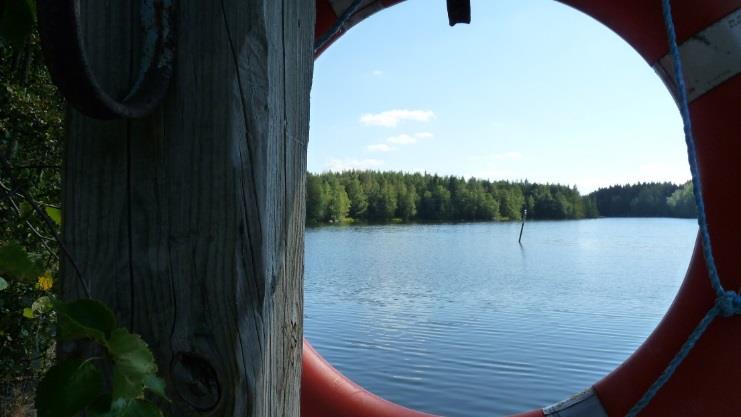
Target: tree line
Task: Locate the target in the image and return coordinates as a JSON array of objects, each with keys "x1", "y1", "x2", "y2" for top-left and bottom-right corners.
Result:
[
  {"x1": 306, "y1": 171, "x2": 697, "y2": 225},
  {"x1": 590, "y1": 181, "x2": 696, "y2": 218},
  {"x1": 306, "y1": 171, "x2": 599, "y2": 224}
]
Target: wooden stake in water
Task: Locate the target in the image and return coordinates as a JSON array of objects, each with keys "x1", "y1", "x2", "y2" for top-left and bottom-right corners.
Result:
[{"x1": 518, "y1": 208, "x2": 527, "y2": 244}]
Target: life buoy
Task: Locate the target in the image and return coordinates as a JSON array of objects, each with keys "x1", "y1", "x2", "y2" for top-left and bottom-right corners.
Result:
[{"x1": 306, "y1": 1, "x2": 741, "y2": 416}]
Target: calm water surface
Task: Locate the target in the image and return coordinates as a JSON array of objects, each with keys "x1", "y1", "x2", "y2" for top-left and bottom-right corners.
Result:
[{"x1": 304, "y1": 218, "x2": 697, "y2": 417}]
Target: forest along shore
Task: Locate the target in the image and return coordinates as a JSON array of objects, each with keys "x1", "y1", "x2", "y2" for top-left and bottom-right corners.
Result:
[{"x1": 306, "y1": 171, "x2": 697, "y2": 225}]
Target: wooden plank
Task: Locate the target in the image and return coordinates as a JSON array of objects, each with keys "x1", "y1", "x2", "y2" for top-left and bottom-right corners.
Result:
[
  {"x1": 61, "y1": 0, "x2": 133, "y2": 315},
  {"x1": 63, "y1": 1, "x2": 314, "y2": 415}
]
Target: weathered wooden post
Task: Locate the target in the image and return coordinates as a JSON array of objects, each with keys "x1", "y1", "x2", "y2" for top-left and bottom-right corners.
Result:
[{"x1": 60, "y1": 1, "x2": 314, "y2": 416}]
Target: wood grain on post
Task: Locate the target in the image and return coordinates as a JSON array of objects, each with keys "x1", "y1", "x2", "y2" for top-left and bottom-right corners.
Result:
[{"x1": 61, "y1": 1, "x2": 314, "y2": 416}]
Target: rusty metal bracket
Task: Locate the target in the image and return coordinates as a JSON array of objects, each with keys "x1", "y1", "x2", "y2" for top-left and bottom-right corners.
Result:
[
  {"x1": 447, "y1": 0, "x2": 471, "y2": 26},
  {"x1": 36, "y1": 0, "x2": 176, "y2": 120}
]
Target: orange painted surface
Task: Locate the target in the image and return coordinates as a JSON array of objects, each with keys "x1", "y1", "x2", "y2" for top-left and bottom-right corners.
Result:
[{"x1": 306, "y1": 1, "x2": 741, "y2": 416}]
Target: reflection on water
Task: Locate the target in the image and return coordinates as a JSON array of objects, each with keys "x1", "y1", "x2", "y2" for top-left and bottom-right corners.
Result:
[{"x1": 304, "y1": 218, "x2": 696, "y2": 417}]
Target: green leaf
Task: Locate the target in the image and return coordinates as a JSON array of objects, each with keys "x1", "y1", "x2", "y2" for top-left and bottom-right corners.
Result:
[
  {"x1": 0, "y1": 277, "x2": 8, "y2": 291},
  {"x1": 143, "y1": 375, "x2": 168, "y2": 400},
  {"x1": 32, "y1": 295, "x2": 53, "y2": 314},
  {"x1": 0, "y1": 241, "x2": 43, "y2": 283},
  {"x1": 45, "y1": 206, "x2": 62, "y2": 225},
  {"x1": 57, "y1": 299, "x2": 117, "y2": 343},
  {"x1": 19, "y1": 202, "x2": 32, "y2": 217},
  {"x1": 36, "y1": 359, "x2": 102, "y2": 417},
  {"x1": 86, "y1": 394, "x2": 114, "y2": 417},
  {"x1": 0, "y1": 0, "x2": 35, "y2": 47},
  {"x1": 90, "y1": 398, "x2": 163, "y2": 417},
  {"x1": 112, "y1": 365, "x2": 145, "y2": 400},
  {"x1": 107, "y1": 327, "x2": 157, "y2": 400},
  {"x1": 115, "y1": 399, "x2": 163, "y2": 417},
  {"x1": 23, "y1": 307, "x2": 34, "y2": 318}
]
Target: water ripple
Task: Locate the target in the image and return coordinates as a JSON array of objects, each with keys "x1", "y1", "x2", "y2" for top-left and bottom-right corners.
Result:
[{"x1": 305, "y1": 219, "x2": 696, "y2": 417}]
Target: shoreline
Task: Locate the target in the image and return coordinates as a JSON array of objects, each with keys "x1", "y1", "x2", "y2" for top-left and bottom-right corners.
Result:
[{"x1": 306, "y1": 216, "x2": 696, "y2": 228}]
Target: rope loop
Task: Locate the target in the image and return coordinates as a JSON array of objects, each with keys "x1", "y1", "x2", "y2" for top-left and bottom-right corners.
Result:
[
  {"x1": 314, "y1": 0, "x2": 364, "y2": 54},
  {"x1": 626, "y1": 1, "x2": 739, "y2": 415},
  {"x1": 717, "y1": 290, "x2": 741, "y2": 318},
  {"x1": 37, "y1": 0, "x2": 176, "y2": 120}
]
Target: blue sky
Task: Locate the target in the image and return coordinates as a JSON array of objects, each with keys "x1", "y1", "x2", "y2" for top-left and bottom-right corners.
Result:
[{"x1": 308, "y1": 0, "x2": 690, "y2": 194}]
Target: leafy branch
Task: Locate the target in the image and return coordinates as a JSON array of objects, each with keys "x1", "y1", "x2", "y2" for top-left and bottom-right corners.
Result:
[
  {"x1": 0, "y1": 241, "x2": 170, "y2": 417},
  {"x1": 2, "y1": 6, "x2": 169, "y2": 416},
  {"x1": 1, "y1": 152, "x2": 89, "y2": 297},
  {"x1": 36, "y1": 299, "x2": 168, "y2": 417}
]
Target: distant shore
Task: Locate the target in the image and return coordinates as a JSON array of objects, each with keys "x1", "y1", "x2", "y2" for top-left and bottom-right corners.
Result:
[
  {"x1": 306, "y1": 171, "x2": 696, "y2": 226},
  {"x1": 306, "y1": 215, "x2": 696, "y2": 228}
]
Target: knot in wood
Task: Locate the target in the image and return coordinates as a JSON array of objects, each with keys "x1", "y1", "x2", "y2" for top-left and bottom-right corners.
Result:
[{"x1": 171, "y1": 351, "x2": 221, "y2": 411}]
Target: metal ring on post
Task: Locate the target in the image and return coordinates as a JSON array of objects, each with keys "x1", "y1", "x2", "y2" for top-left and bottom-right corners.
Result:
[{"x1": 36, "y1": 0, "x2": 176, "y2": 120}]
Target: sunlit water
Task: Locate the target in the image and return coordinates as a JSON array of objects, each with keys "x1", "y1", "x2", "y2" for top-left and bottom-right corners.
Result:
[{"x1": 304, "y1": 218, "x2": 697, "y2": 417}]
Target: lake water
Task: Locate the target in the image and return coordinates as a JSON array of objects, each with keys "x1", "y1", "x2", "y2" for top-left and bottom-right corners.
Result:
[{"x1": 304, "y1": 218, "x2": 698, "y2": 417}]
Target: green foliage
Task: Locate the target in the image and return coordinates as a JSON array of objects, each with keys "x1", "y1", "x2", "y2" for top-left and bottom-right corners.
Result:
[
  {"x1": 306, "y1": 175, "x2": 327, "y2": 224},
  {"x1": 107, "y1": 327, "x2": 158, "y2": 400},
  {"x1": 0, "y1": 243, "x2": 166, "y2": 417},
  {"x1": 396, "y1": 183, "x2": 417, "y2": 221},
  {"x1": 0, "y1": 279, "x2": 56, "y2": 378},
  {"x1": 89, "y1": 398, "x2": 163, "y2": 417},
  {"x1": 2, "y1": 26, "x2": 165, "y2": 417},
  {"x1": 57, "y1": 299, "x2": 116, "y2": 344},
  {"x1": 1, "y1": 19, "x2": 64, "y2": 408},
  {"x1": 45, "y1": 206, "x2": 61, "y2": 225},
  {"x1": 36, "y1": 299, "x2": 167, "y2": 417},
  {"x1": 36, "y1": 359, "x2": 103, "y2": 417},
  {"x1": 0, "y1": 240, "x2": 43, "y2": 282},
  {"x1": 142, "y1": 375, "x2": 168, "y2": 400},
  {"x1": 0, "y1": 0, "x2": 36, "y2": 47},
  {"x1": 1, "y1": 27, "x2": 64, "y2": 268},
  {"x1": 0, "y1": 241, "x2": 55, "y2": 381},
  {"x1": 666, "y1": 181, "x2": 697, "y2": 218},
  {"x1": 589, "y1": 181, "x2": 696, "y2": 218},
  {"x1": 32, "y1": 295, "x2": 53, "y2": 314},
  {"x1": 368, "y1": 182, "x2": 398, "y2": 221},
  {"x1": 345, "y1": 177, "x2": 368, "y2": 219},
  {"x1": 307, "y1": 173, "x2": 697, "y2": 224},
  {"x1": 306, "y1": 171, "x2": 596, "y2": 225},
  {"x1": 325, "y1": 179, "x2": 351, "y2": 222},
  {"x1": 497, "y1": 187, "x2": 524, "y2": 220}
]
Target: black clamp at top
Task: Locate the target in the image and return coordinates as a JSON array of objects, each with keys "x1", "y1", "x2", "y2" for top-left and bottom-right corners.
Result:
[
  {"x1": 36, "y1": 0, "x2": 176, "y2": 120},
  {"x1": 447, "y1": 0, "x2": 471, "y2": 26}
]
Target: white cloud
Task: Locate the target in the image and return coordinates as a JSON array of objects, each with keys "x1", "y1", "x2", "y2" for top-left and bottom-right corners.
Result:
[
  {"x1": 414, "y1": 132, "x2": 434, "y2": 139},
  {"x1": 371, "y1": 69, "x2": 383, "y2": 76},
  {"x1": 367, "y1": 144, "x2": 395, "y2": 152},
  {"x1": 360, "y1": 109, "x2": 435, "y2": 127},
  {"x1": 326, "y1": 158, "x2": 384, "y2": 171},
  {"x1": 387, "y1": 134, "x2": 417, "y2": 145}
]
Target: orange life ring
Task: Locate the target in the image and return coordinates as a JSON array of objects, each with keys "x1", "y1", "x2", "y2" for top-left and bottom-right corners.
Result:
[{"x1": 306, "y1": 1, "x2": 741, "y2": 416}]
